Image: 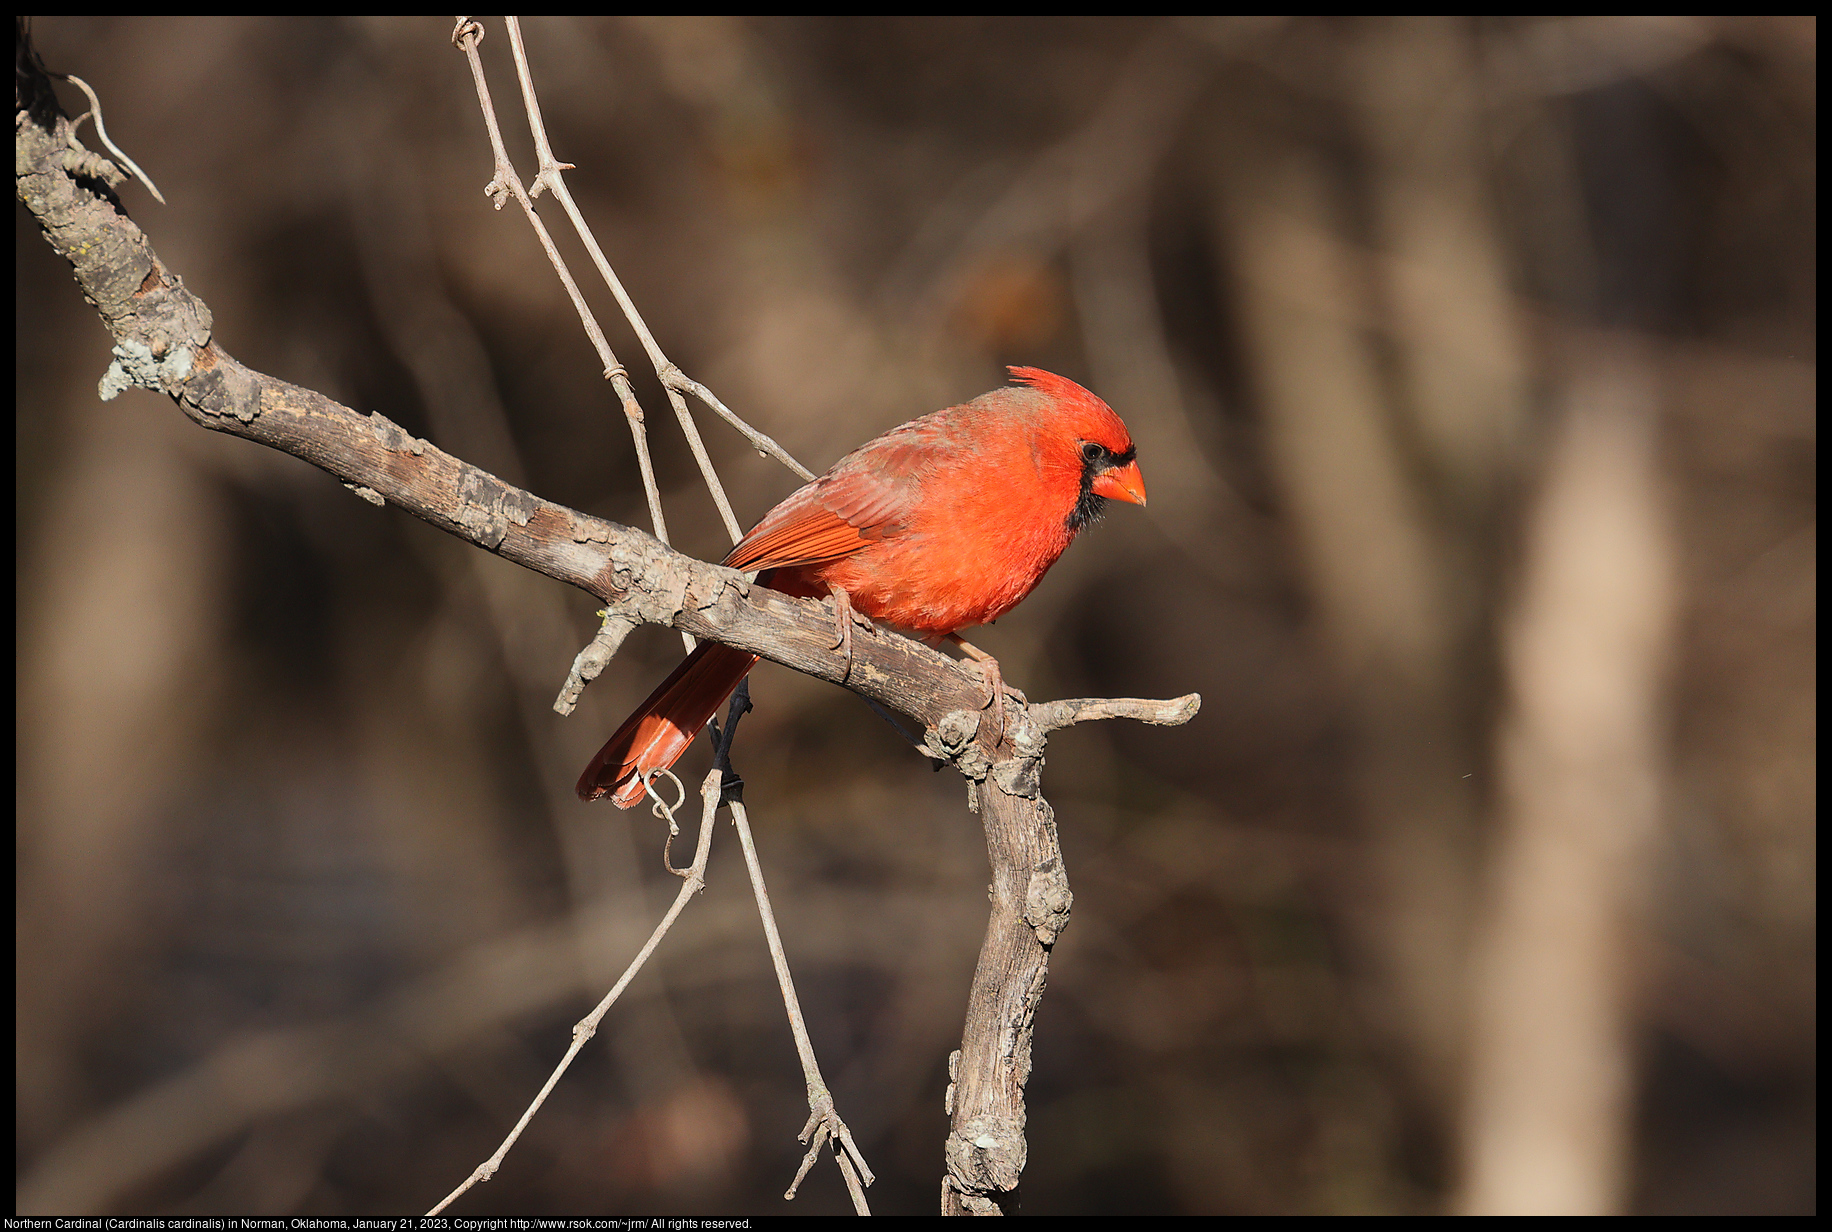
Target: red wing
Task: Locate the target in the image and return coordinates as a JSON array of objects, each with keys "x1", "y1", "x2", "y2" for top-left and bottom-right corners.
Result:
[
  {"x1": 723, "y1": 422, "x2": 948, "y2": 571},
  {"x1": 724, "y1": 504, "x2": 876, "y2": 571}
]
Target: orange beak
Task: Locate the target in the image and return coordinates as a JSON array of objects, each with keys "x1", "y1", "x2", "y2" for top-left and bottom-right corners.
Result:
[{"x1": 1092, "y1": 459, "x2": 1148, "y2": 507}]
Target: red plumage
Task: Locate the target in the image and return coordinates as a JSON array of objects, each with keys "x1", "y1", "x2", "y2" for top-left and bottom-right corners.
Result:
[{"x1": 577, "y1": 366, "x2": 1147, "y2": 807}]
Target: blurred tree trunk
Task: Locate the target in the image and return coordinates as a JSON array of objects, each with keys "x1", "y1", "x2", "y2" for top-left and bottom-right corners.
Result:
[
  {"x1": 1204, "y1": 94, "x2": 1487, "y2": 1122},
  {"x1": 1457, "y1": 348, "x2": 1673, "y2": 1214}
]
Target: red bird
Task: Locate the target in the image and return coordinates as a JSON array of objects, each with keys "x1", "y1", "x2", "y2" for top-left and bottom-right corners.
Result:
[{"x1": 577, "y1": 367, "x2": 1147, "y2": 807}]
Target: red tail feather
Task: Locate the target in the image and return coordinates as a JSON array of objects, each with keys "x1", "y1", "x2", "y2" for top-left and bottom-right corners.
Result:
[{"x1": 576, "y1": 640, "x2": 761, "y2": 807}]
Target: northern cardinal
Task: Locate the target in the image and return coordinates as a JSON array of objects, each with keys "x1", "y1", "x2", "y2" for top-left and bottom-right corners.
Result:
[{"x1": 577, "y1": 366, "x2": 1146, "y2": 807}]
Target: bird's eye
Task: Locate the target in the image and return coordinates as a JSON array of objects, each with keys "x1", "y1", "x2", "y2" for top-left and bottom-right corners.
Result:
[{"x1": 1080, "y1": 441, "x2": 1105, "y2": 465}]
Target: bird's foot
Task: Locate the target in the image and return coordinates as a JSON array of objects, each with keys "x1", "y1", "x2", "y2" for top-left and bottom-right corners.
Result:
[
  {"x1": 829, "y1": 584, "x2": 870, "y2": 683},
  {"x1": 947, "y1": 635, "x2": 1022, "y2": 743}
]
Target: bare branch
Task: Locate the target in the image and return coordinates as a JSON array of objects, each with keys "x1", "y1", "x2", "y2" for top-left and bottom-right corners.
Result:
[
  {"x1": 731, "y1": 796, "x2": 875, "y2": 1211},
  {"x1": 499, "y1": 15, "x2": 793, "y2": 544},
  {"x1": 426, "y1": 767, "x2": 723, "y2": 1216},
  {"x1": 664, "y1": 366, "x2": 818, "y2": 483},
  {"x1": 943, "y1": 771, "x2": 1069, "y2": 1215},
  {"x1": 1032, "y1": 693, "x2": 1203, "y2": 732},
  {"x1": 449, "y1": 16, "x2": 681, "y2": 674},
  {"x1": 554, "y1": 612, "x2": 638, "y2": 716},
  {"x1": 58, "y1": 73, "x2": 165, "y2": 203}
]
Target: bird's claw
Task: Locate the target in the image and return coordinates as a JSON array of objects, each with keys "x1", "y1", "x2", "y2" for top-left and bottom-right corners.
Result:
[
  {"x1": 977, "y1": 658, "x2": 1022, "y2": 744},
  {"x1": 829, "y1": 585, "x2": 867, "y2": 683}
]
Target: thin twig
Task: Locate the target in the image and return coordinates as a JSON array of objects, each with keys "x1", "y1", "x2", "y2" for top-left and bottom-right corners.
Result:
[
  {"x1": 58, "y1": 74, "x2": 165, "y2": 203},
  {"x1": 425, "y1": 766, "x2": 721, "y2": 1216},
  {"x1": 666, "y1": 369, "x2": 816, "y2": 483},
  {"x1": 711, "y1": 680, "x2": 873, "y2": 1210},
  {"x1": 501, "y1": 17, "x2": 743, "y2": 546},
  {"x1": 451, "y1": 18, "x2": 689, "y2": 651},
  {"x1": 731, "y1": 798, "x2": 875, "y2": 1210},
  {"x1": 736, "y1": 691, "x2": 879, "y2": 1203},
  {"x1": 501, "y1": 18, "x2": 812, "y2": 526}
]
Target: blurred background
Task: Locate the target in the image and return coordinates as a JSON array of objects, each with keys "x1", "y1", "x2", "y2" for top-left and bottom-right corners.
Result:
[{"x1": 15, "y1": 16, "x2": 1814, "y2": 1216}]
